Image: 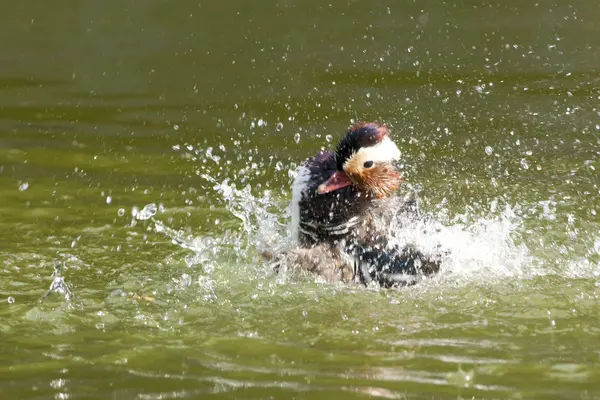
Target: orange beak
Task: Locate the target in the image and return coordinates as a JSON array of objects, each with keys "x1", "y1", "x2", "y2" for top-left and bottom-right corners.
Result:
[{"x1": 317, "y1": 171, "x2": 353, "y2": 194}]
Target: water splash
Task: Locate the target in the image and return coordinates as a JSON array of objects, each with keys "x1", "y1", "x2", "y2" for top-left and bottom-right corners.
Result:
[
  {"x1": 202, "y1": 174, "x2": 288, "y2": 252},
  {"x1": 41, "y1": 262, "x2": 74, "y2": 302},
  {"x1": 142, "y1": 172, "x2": 289, "y2": 272},
  {"x1": 149, "y1": 184, "x2": 531, "y2": 286},
  {"x1": 135, "y1": 203, "x2": 157, "y2": 221},
  {"x1": 387, "y1": 201, "x2": 533, "y2": 283},
  {"x1": 151, "y1": 142, "x2": 599, "y2": 286}
]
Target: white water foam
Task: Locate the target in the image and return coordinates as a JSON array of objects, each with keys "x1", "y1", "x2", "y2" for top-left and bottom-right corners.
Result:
[{"x1": 386, "y1": 201, "x2": 533, "y2": 283}]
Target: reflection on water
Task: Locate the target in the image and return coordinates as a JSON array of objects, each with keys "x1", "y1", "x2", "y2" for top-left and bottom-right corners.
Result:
[{"x1": 1, "y1": 0, "x2": 600, "y2": 398}]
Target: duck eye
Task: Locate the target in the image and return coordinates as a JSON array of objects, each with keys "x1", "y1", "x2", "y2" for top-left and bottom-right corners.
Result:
[{"x1": 363, "y1": 161, "x2": 374, "y2": 168}]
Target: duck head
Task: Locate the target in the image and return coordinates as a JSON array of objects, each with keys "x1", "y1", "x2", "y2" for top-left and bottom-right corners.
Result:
[{"x1": 317, "y1": 122, "x2": 403, "y2": 198}]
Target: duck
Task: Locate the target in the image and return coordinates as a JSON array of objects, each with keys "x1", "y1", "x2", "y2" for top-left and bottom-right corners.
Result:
[{"x1": 272, "y1": 121, "x2": 441, "y2": 287}]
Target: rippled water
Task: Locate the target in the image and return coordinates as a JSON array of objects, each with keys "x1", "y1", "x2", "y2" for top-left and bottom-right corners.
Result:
[{"x1": 1, "y1": 1, "x2": 600, "y2": 399}]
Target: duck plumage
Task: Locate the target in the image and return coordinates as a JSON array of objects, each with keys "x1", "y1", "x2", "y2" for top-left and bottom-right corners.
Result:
[{"x1": 276, "y1": 122, "x2": 441, "y2": 287}]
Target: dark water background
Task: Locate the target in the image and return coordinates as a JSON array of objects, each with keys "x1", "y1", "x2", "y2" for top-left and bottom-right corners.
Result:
[{"x1": 1, "y1": 1, "x2": 599, "y2": 399}]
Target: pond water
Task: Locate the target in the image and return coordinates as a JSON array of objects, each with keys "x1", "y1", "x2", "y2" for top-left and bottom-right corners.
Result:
[{"x1": 1, "y1": 1, "x2": 599, "y2": 399}]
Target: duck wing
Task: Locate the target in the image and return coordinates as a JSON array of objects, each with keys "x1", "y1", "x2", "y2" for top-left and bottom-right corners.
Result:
[{"x1": 345, "y1": 190, "x2": 442, "y2": 287}]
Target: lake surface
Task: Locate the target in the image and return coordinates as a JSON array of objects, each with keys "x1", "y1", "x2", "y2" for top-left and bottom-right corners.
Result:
[{"x1": 1, "y1": 1, "x2": 599, "y2": 398}]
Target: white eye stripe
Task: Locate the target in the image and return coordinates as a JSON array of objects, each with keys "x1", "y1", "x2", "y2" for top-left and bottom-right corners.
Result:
[{"x1": 356, "y1": 138, "x2": 401, "y2": 164}]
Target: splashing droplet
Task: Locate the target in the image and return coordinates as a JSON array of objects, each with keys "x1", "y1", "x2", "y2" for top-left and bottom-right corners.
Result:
[
  {"x1": 276, "y1": 122, "x2": 284, "y2": 131},
  {"x1": 484, "y1": 146, "x2": 493, "y2": 155},
  {"x1": 18, "y1": 182, "x2": 29, "y2": 192},
  {"x1": 325, "y1": 134, "x2": 333, "y2": 142},
  {"x1": 136, "y1": 203, "x2": 157, "y2": 220},
  {"x1": 179, "y1": 273, "x2": 193, "y2": 287},
  {"x1": 294, "y1": 133, "x2": 301, "y2": 143},
  {"x1": 7, "y1": 296, "x2": 15, "y2": 304}
]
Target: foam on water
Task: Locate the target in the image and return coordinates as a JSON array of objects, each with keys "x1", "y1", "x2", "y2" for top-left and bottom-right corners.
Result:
[{"x1": 385, "y1": 204, "x2": 532, "y2": 282}]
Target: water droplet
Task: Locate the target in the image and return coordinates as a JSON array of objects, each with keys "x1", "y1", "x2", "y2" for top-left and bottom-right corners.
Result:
[
  {"x1": 136, "y1": 203, "x2": 157, "y2": 220},
  {"x1": 7, "y1": 296, "x2": 15, "y2": 304},
  {"x1": 117, "y1": 208, "x2": 125, "y2": 217},
  {"x1": 325, "y1": 134, "x2": 333, "y2": 142},
  {"x1": 275, "y1": 161, "x2": 284, "y2": 171},
  {"x1": 173, "y1": 124, "x2": 180, "y2": 131},
  {"x1": 520, "y1": 159, "x2": 530, "y2": 170},
  {"x1": 484, "y1": 146, "x2": 493, "y2": 155},
  {"x1": 276, "y1": 122, "x2": 284, "y2": 131},
  {"x1": 593, "y1": 239, "x2": 600, "y2": 255},
  {"x1": 106, "y1": 196, "x2": 112, "y2": 204},
  {"x1": 294, "y1": 133, "x2": 301, "y2": 143},
  {"x1": 18, "y1": 182, "x2": 29, "y2": 191},
  {"x1": 180, "y1": 273, "x2": 192, "y2": 287}
]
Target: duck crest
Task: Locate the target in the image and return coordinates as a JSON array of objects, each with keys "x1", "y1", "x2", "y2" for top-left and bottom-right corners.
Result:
[{"x1": 335, "y1": 122, "x2": 389, "y2": 171}]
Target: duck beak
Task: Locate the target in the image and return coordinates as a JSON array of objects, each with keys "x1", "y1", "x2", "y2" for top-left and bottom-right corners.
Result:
[{"x1": 317, "y1": 171, "x2": 353, "y2": 194}]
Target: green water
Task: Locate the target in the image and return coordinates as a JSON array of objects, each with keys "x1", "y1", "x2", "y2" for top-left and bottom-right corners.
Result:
[{"x1": 1, "y1": 1, "x2": 600, "y2": 399}]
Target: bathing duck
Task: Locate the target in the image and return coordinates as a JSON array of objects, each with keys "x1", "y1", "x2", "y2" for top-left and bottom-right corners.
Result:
[{"x1": 274, "y1": 122, "x2": 441, "y2": 287}]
